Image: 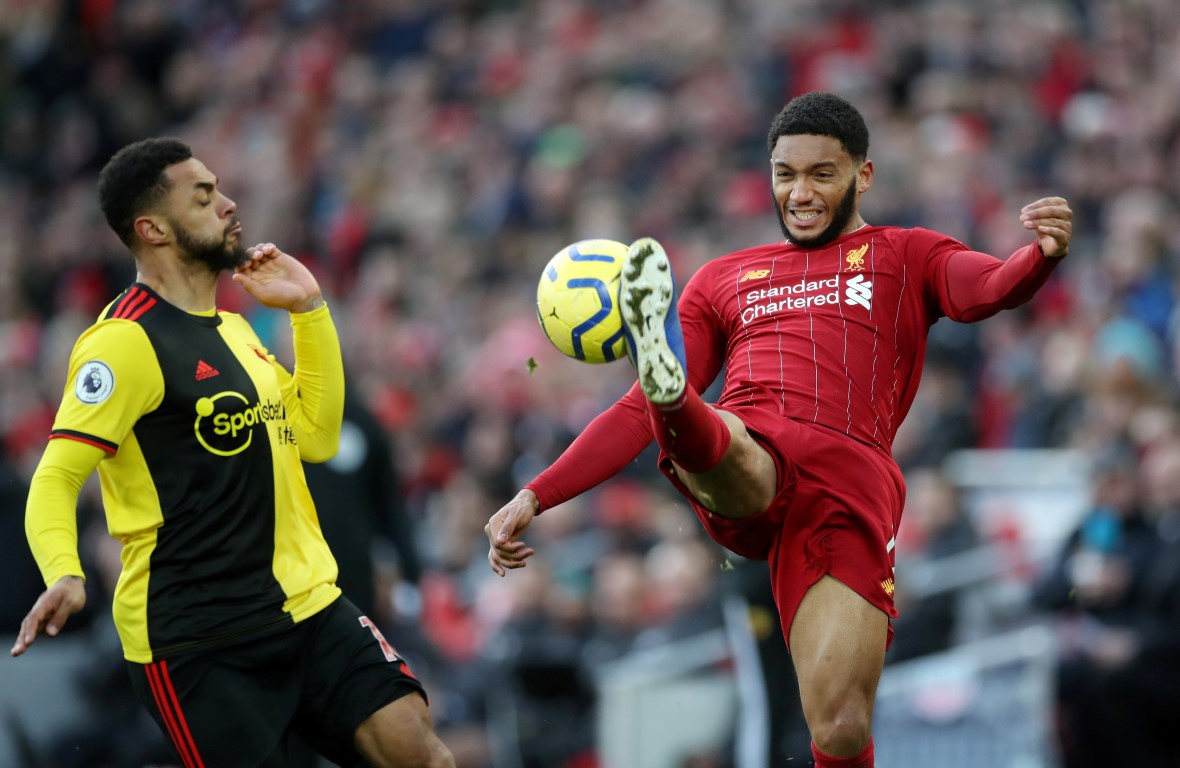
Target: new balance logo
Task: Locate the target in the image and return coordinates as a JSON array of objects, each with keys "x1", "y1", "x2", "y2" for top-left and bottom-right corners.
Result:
[
  {"x1": 739, "y1": 269, "x2": 771, "y2": 283},
  {"x1": 845, "y1": 274, "x2": 873, "y2": 309},
  {"x1": 195, "y1": 360, "x2": 220, "y2": 381}
]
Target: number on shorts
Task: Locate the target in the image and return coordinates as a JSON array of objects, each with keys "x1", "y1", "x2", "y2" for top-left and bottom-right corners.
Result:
[{"x1": 359, "y1": 616, "x2": 400, "y2": 662}]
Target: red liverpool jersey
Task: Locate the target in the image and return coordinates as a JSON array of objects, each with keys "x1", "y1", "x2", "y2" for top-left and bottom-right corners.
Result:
[{"x1": 528, "y1": 226, "x2": 1060, "y2": 510}]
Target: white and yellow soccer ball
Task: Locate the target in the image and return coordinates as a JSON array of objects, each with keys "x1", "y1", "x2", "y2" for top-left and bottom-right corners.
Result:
[{"x1": 536, "y1": 239, "x2": 629, "y2": 364}]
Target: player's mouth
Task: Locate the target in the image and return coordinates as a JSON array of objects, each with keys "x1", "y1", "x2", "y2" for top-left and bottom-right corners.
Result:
[
  {"x1": 789, "y1": 209, "x2": 823, "y2": 228},
  {"x1": 227, "y1": 222, "x2": 242, "y2": 237}
]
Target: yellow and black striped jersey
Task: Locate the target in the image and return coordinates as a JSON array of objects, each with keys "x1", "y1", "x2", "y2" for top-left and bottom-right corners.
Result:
[{"x1": 42, "y1": 283, "x2": 343, "y2": 663}]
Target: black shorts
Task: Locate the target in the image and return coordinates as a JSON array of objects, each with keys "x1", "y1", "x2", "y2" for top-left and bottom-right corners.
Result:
[{"x1": 127, "y1": 596, "x2": 426, "y2": 768}]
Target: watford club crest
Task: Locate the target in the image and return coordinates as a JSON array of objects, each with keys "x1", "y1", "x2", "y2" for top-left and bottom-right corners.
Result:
[{"x1": 845, "y1": 243, "x2": 868, "y2": 272}]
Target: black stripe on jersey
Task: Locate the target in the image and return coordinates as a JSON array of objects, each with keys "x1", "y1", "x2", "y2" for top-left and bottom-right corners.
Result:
[
  {"x1": 50, "y1": 429, "x2": 118, "y2": 454},
  {"x1": 127, "y1": 286, "x2": 288, "y2": 655}
]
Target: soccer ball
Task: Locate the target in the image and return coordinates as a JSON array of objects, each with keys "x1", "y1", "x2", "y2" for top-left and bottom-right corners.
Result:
[{"x1": 536, "y1": 239, "x2": 629, "y2": 364}]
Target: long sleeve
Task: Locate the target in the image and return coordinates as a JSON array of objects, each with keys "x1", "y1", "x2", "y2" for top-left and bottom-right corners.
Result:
[
  {"x1": 525, "y1": 384, "x2": 653, "y2": 511},
  {"x1": 25, "y1": 438, "x2": 106, "y2": 586},
  {"x1": 276, "y1": 304, "x2": 345, "y2": 463},
  {"x1": 937, "y1": 242, "x2": 1062, "y2": 323}
]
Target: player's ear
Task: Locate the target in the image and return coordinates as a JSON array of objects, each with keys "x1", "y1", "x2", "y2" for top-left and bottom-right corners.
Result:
[
  {"x1": 857, "y1": 158, "x2": 874, "y2": 194},
  {"x1": 134, "y1": 215, "x2": 169, "y2": 247}
]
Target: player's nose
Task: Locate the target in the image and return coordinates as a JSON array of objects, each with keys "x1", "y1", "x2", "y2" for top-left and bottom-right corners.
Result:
[{"x1": 789, "y1": 179, "x2": 815, "y2": 202}]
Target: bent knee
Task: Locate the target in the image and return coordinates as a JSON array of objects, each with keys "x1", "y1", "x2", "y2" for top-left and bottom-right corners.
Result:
[{"x1": 810, "y1": 703, "x2": 872, "y2": 757}]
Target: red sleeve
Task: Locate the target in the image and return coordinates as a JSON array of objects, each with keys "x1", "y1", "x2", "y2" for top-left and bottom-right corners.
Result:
[
  {"x1": 919, "y1": 228, "x2": 1062, "y2": 323},
  {"x1": 525, "y1": 264, "x2": 726, "y2": 512},
  {"x1": 525, "y1": 384, "x2": 652, "y2": 511}
]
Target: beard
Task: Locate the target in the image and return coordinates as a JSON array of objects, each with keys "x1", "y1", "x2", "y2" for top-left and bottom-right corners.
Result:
[
  {"x1": 174, "y1": 219, "x2": 247, "y2": 273},
  {"x1": 774, "y1": 178, "x2": 859, "y2": 249}
]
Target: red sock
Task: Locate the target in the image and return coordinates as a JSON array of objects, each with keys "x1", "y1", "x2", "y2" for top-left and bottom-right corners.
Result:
[
  {"x1": 647, "y1": 387, "x2": 730, "y2": 473},
  {"x1": 812, "y1": 738, "x2": 874, "y2": 768}
]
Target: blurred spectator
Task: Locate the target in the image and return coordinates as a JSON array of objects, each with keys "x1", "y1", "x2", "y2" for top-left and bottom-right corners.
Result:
[
  {"x1": 1032, "y1": 444, "x2": 1158, "y2": 623},
  {"x1": 889, "y1": 466, "x2": 981, "y2": 663},
  {"x1": 891, "y1": 355, "x2": 978, "y2": 472},
  {"x1": 482, "y1": 561, "x2": 593, "y2": 768},
  {"x1": 582, "y1": 550, "x2": 651, "y2": 668},
  {"x1": 1032, "y1": 441, "x2": 1176, "y2": 767},
  {"x1": 635, "y1": 535, "x2": 726, "y2": 649}
]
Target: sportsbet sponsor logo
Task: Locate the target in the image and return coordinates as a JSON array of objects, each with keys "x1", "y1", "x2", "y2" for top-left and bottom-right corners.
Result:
[
  {"x1": 212, "y1": 399, "x2": 286, "y2": 437},
  {"x1": 742, "y1": 275, "x2": 873, "y2": 322},
  {"x1": 193, "y1": 391, "x2": 287, "y2": 456}
]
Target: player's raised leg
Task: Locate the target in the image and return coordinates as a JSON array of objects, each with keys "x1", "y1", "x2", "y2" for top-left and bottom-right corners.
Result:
[{"x1": 620, "y1": 238, "x2": 776, "y2": 518}]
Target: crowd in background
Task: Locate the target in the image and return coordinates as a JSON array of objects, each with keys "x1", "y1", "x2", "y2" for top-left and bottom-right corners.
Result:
[{"x1": 1, "y1": 0, "x2": 1179, "y2": 766}]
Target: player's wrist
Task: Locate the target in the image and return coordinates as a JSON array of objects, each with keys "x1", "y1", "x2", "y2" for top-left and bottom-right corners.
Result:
[
  {"x1": 291, "y1": 296, "x2": 326, "y2": 314},
  {"x1": 517, "y1": 488, "x2": 540, "y2": 512},
  {"x1": 1037, "y1": 241, "x2": 1067, "y2": 260}
]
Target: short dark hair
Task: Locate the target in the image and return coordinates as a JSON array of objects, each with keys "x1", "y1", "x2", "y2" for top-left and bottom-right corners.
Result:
[
  {"x1": 97, "y1": 137, "x2": 193, "y2": 247},
  {"x1": 766, "y1": 92, "x2": 869, "y2": 160}
]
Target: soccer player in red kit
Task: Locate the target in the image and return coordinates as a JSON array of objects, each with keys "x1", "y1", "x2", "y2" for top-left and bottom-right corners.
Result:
[{"x1": 485, "y1": 91, "x2": 1072, "y2": 767}]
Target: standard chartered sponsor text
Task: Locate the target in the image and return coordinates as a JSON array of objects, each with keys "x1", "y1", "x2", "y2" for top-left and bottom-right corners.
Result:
[{"x1": 743, "y1": 277, "x2": 839, "y2": 323}]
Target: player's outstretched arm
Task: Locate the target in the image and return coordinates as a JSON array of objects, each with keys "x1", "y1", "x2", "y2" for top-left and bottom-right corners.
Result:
[
  {"x1": 486, "y1": 385, "x2": 663, "y2": 576},
  {"x1": 937, "y1": 195, "x2": 1074, "y2": 323},
  {"x1": 232, "y1": 242, "x2": 325, "y2": 313},
  {"x1": 10, "y1": 576, "x2": 86, "y2": 657},
  {"x1": 485, "y1": 489, "x2": 539, "y2": 577},
  {"x1": 1020, "y1": 196, "x2": 1072, "y2": 258}
]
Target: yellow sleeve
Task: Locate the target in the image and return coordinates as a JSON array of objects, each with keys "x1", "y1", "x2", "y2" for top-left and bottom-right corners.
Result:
[
  {"x1": 30, "y1": 320, "x2": 163, "y2": 586},
  {"x1": 51, "y1": 320, "x2": 164, "y2": 450},
  {"x1": 275, "y1": 303, "x2": 344, "y2": 463},
  {"x1": 25, "y1": 438, "x2": 106, "y2": 586}
]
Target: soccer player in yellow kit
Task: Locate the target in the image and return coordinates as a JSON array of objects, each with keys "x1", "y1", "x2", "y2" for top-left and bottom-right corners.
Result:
[{"x1": 11, "y1": 138, "x2": 454, "y2": 768}]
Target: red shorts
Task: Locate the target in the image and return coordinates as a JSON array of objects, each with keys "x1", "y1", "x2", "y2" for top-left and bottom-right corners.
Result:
[{"x1": 658, "y1": 407, "x2": 905, "y2": 651}]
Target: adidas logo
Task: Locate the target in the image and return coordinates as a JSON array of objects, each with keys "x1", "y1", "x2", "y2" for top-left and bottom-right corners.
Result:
[{"x1": 195, "y1": 360, "x2": 220, "y2": 381}]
